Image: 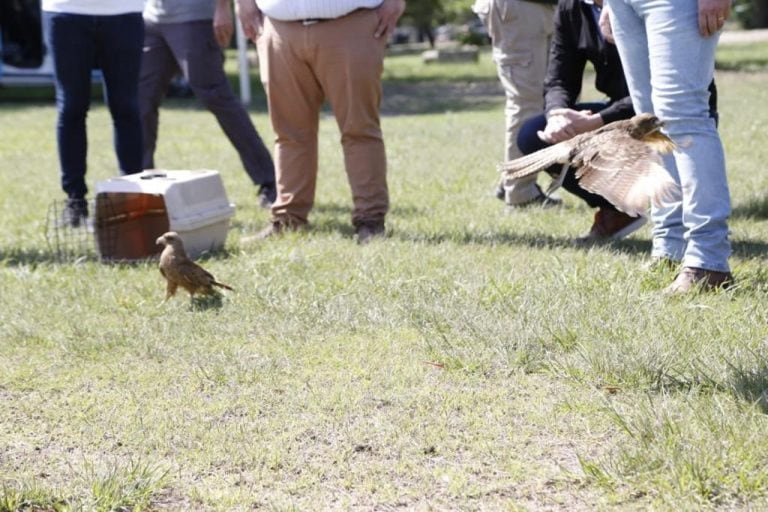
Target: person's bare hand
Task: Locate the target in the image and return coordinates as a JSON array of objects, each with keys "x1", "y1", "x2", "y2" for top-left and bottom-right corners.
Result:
[
  {"x1": 236, "y1": 0, "x2": 263, "y2": 42},
  {"x1": 374, "y1": 0, "x2": 406, "y2": 39},
  {"x1": 213, "y1": 0, "x2": 234, "y2": 48},
  {"x1": 537, "y1": 108, "x2": 604, "y2": 144},
  {"x1": 598, "y1": 5, "x2": 615, "y2": 44},
  {"x1": 699, "y1": 0, "x2": 731, "y2": 37}
]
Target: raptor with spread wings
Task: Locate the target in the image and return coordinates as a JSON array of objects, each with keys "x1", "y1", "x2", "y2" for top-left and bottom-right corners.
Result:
[
  {"x1": 499, "y1": 113, "x2": 679, "y2": 217},
  {"x1": 156, "y1": 231, "x2": 234, "y2": 302}
]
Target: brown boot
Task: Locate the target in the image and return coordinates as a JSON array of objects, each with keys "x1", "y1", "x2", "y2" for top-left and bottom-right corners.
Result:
[
  {"x1": 574, "y1": 208, "x2": 647, "y2": 246},
  {"x1": 663, "y1": 267, "x2": 734, "y2": 295},
  {"x1": 242, "y1": 219, "x2": 303, "y2": 243}
]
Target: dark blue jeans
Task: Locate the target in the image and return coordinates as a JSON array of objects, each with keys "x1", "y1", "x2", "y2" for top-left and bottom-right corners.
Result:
[
  {"x1": 517, "y1": 102, "x2": 619, "y2": 211},
  {"x1": 45, "y1": 11, "x2": 144, "y2": 199}
]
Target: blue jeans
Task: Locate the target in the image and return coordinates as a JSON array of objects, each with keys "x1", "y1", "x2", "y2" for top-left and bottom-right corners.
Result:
[
  {"x1": 44, "y1": 11, "x2": 144, "y2": 199},
  {"x1": 608, "y1": 0, "x2": 731, "y2": 272}
]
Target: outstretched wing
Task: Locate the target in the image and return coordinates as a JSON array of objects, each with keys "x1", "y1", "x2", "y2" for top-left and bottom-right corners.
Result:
[
  {"x1": 499, "y1": 141, "x2": 574, "y2": 179},
  {"x1": 573, "y1": 130, "x2": 679, "y2": 217}
]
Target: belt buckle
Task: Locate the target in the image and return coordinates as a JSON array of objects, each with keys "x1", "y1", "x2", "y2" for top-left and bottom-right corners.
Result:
[{"x1": 301, "y1": 19, "x2": 320, "y2": 26}]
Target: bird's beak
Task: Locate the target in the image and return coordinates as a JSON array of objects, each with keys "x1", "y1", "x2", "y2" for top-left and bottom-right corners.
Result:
[
  {"x1": 156, "y1": 236, "x2": 165, "y2": 246},
  {"x1": 653, "y1": 118, "x2": 665, "y2": 131}
]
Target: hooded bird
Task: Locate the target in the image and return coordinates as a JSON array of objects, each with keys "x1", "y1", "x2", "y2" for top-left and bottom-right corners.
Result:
[
  {"x1": 156, "y1": 231, "x2": 233, "y2": 301},
  {"x1": 500, "y1": 113, "x2": 679, "y2": 217}
]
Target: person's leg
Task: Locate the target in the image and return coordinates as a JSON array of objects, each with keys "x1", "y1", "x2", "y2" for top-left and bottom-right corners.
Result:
[
  {"x1": 492, "y1": 1, "x2": 555, "y2": 205},
  {"x1": 138, "y1": 20, "x2": 180, "y2": 170},
  {"x1": 257, "y1": 17, "x2": 323, "y2": 226},
  {"x1": 637, "y1": 0, "x2": 731, "y2": 273},
  {"x1": 311, "y1": 9, "x2": 389, "y2": 229},
  {"x1": 610, "y1": 0, "x2": 686, "y2": 262},
  {"x1": 96, "y1": 12, "x2": 144, "y2": 175},
  {"x1": 45, "y1": 11, "x2": 94, "y2": 199},
  {"x1": 165, "y1": 20, "x2": 275, "y2": 188}
]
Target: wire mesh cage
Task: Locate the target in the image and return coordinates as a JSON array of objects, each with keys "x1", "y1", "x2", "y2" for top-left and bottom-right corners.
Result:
[{"x1": 45, "y1": 197, "x2": 119, "y2": 262}]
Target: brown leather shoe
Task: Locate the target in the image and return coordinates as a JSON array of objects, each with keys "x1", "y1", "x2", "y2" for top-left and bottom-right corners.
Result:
[
  {"x1": 242, "y1": 219, "x2": 303, "y2": 243},
  {"x1": 355, "y1": 220, "x2": 385, "y2": 245},
  {"x1": 663, "y1": 267, "x2": 734, "y2": 295},
  {"x1": 574, "y1": 208, "x2": 647, "y2": 246}
]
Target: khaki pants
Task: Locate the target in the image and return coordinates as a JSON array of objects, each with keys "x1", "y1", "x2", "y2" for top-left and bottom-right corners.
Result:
[
  {"x1": 474, "y1": 0, "x2": 555, "y2": 204},
  {"x1": 257, "y1": 9, "x2": 389, "y2": 226}
]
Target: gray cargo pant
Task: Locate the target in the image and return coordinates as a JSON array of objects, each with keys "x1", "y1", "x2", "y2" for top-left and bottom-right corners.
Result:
[{"x1": 473, "y1": 0, "x2": 554, "y2": 205}]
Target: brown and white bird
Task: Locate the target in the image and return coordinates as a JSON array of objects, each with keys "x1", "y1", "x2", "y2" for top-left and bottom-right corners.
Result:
[
  {"x1": 156, "y1": 231, "x2": 234, "y2": 302},
  {"x1": 499, "y1": 113, "x2": 679, "y2": 217}
]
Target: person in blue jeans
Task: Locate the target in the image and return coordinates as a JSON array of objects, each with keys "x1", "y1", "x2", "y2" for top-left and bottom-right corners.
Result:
[
  {"x1": 517, "y1": 0, "x2": 718, "y2": 246},
  {"x1": 605, "y1": 0, "x2": 734, "y2": 294},
  {"x1": 43, "y1": 0, "x2": 145, "y2": 227}
]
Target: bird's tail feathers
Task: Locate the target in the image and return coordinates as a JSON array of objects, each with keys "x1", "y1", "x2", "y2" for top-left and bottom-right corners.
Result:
[
  {"x1": 622, "y1": 162, "x2": 680, "y2": 215},
  {"x1": 498, "y1": 143, "x2": 571, "y2": 179},
  {"x1": 647, "y1": 164, "x2": 681, "y2": 207},
  {"x1": 212, "y1": 281, "x2": 234, "y2": 291}
]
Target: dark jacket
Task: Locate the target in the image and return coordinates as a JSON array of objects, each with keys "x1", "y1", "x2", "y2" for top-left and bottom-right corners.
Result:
[{"x1": 543, "y1": 0, "x2": 633, "y2": 124}]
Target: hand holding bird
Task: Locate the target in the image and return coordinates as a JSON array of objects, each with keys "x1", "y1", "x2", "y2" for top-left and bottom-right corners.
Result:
[
  {"x1": 156, "y1": 231, "x2": 234, "y2": 302},
  {"x1": 499, "y1": 113, "x2": 680, "y2": 218}
]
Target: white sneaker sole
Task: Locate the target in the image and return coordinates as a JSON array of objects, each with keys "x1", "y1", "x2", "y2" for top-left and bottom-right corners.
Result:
[{"x1": 609, "y1": 215, "x2": 648, "y2": 240}]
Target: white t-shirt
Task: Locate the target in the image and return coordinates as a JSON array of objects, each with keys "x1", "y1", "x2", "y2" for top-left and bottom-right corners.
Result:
[
  {"x1": 257, "y1": 0, "x2": 383, "y2": 21},
  {"x1": 42, "y1": 0, "x2": 144, "y2": 15}
]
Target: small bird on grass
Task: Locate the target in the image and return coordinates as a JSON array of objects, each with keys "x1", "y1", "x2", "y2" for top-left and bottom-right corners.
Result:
[
  {"x1": 156, "y1": 231, "x2": 233, "y2": 302},
  {"x1": 499, "y1": 113, "x2": 680, "y2": 217}
]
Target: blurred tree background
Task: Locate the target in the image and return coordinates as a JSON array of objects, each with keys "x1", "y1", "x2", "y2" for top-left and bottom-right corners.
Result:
[{"x1": 733, "y1": 0, "x2": 768, "y2": 28}]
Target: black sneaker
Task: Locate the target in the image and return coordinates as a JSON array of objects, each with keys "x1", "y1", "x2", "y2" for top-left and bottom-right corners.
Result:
[
  {"x1": 495, "y1": 183, "x2": 505, "y2": 200},
  {"x1": 258, "y1": 183, "x2": 277, "y2": 209},
  {"x1": 502, "y1": 184, "x2": 563, "y2": 208},
  {"x1": 354, "y1": 220, "x2": 385, "y2": 245},
  {"x1": 61, "y1": 197, "x2": 88, "y2": 228}
]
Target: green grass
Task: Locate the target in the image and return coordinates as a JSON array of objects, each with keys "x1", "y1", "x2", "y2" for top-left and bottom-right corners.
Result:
[
  {"x1": 715, "y1": 41, "x2": 768, "y2": 70},
  {"x1": 1, "y1": 44, "x2": 768, "y2": 510}
]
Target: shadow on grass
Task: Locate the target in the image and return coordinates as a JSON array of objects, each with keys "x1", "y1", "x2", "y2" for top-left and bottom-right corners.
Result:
[
  {"x1": 0, "y1": 247, "x2": 63, "y2": 266},
  {"x1": 391, "y1": 229, "x2": 595, "y2": 251},
  {"x1": 190, "y1": 293, "x2": 225, "y2": 311},
  {"x1": 715, "y1": 60, "x2": 768, "y2": 71},
  {"x1": 1, "y1": 82, "x2": 499, "y2": 117},
  {"x1": 0, "y1": 246, "x2": 235, "y2": 267},
  {"x1": 381, "y1": 79, "x2": 502, "y2": 115},
  {"x1": 732, "y1": 196, "x2": 768, "y2": 220},
  {"x1": 313, "y1": 201, "x2": 426, "y2": 217},
  {"x1": 728, "y1": 361, "x2": 768, "y2": 414}
]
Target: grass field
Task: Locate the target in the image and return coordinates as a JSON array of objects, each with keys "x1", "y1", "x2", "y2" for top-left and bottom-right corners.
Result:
[{"x1": 1, "y1": 42, "x2": 768, "y2": 511}]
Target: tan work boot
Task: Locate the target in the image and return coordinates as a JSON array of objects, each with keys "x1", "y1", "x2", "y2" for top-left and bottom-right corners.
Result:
[{"x1": 663, "y1": 267, "x2": 734, "y2": 295}]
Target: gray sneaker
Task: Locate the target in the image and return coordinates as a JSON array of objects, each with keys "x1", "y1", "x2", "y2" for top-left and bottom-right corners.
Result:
[{"x1": 505, "y1": 185, "x2": 563, "y2": 208}]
